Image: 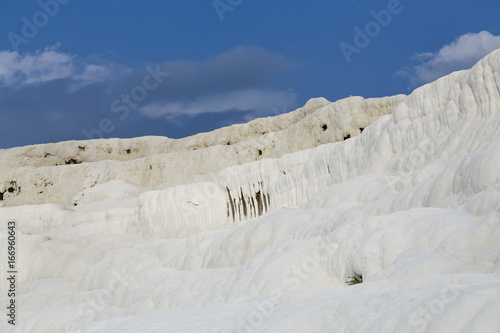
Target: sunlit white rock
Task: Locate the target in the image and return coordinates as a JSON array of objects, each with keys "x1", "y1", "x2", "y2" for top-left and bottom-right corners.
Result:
[{"x1": 0, "y1": 49, "x2": 499, "y2": 333}]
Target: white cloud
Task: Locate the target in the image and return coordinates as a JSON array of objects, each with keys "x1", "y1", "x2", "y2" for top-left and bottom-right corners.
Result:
[
  {"x1": 0, "y1": 46, "x2": 117, "y2": 88},
  {"x1": 67, "y1": 64, "x2": 114, "y2": 92},
  {"x1": 0, "y1": 45, "x2": 296, "y2": 145},
  {"x1": 73, "y1": 64, "x2": 112, "y2": 83},
  {"x1": 398, "y1": 31, "x2": 500, "y2": 87},
  {"x1": 139, "y1": 89, "x2": 297, "y2": 119},
  {"x1": 0, "y1": 47, "x2": 75, "y2": 86}
]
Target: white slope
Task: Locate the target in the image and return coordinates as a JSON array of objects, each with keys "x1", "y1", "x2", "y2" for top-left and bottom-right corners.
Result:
[
  {"x1": 0, "y1": 49, "x2": 499, "y2": 333},
  {"x1": 0, "y1": 94, "x2": 403, "y2": 207}
]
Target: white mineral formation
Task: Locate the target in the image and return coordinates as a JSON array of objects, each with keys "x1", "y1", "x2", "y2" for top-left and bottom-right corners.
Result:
[{"x1": 0, "y1": 49, "x2": 499, "y2": 332}]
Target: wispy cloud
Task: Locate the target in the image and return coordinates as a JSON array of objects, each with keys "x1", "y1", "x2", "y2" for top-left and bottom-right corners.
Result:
[
  {"x1": 140, "y1": 88, "x2": 296, "y2": 119},
  {"x1": 0, "y1": 44, "x2": 121, "y2": 89},
  {"x1": 0, "y1": 45, "x2": 75, "y2": 86},
  {"x1": 0, "y1": 45, "x2": 296, "y2": 148},
  {"x1": 397, "y1": 31, "x2": 500, "y2": 87},
  {"x1": 137, "y1": 46, "x2": 296, "y2": 122}
]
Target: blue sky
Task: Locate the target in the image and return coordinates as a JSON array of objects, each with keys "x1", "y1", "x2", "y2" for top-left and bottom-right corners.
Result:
[{"x1": 1, "y1": 0, "x2": 499, "y2": 148}]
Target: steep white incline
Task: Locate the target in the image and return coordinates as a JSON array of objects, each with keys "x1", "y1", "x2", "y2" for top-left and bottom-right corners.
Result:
[
  {"x1": 0, "y1": 94, "x2": 403, "y2": 207},
  {"x1": 0, "y1": 49, "x2": 499, "y2": 333},
  {"x1": 0, "y1": 97, "x2": 331, "y2": 169}
]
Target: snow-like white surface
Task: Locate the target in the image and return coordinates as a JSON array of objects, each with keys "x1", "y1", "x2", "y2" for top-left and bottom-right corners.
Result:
[
  {"x1": 0, "y1": 94, "x2": 403, "y2": 208},
  {"x1": 0, "y1": 49, "x2": 500, "y2": 332}
]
